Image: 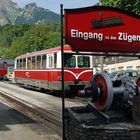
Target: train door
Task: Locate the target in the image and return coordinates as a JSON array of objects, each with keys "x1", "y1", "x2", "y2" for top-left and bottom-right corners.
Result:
[{"x1": 48, "y1": 53, "x2": 56, "y2": 89}]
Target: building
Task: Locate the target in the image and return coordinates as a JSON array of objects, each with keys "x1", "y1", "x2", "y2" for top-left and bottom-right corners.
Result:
[{"x1": 93, "y1": 56, "x2": 140, "y2": 73}]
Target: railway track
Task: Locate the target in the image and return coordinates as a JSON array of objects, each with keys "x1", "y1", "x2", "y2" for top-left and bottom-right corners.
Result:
[
  {"x1": 0, "y1": 90, "x2": 62, "y2": 138},
  {"x1": 0, "y1": 81, "x2": 91, "y2": 139},
  {"x1": 67, "y1": 96, "x2": 91, "y2": 105}
]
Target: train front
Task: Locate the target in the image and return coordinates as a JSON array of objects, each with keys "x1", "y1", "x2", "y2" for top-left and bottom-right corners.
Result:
[{"x1": 62, "y1": 52, "x2": 94, "y2": 96}]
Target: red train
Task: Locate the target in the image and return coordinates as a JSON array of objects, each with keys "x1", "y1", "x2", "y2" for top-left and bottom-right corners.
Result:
[
  {"x1": 0, "y1": 59, "x2": 14, "y2": 80},
  {"x1": 14, "y1": 45, "x2": 94, "y2": 96}
]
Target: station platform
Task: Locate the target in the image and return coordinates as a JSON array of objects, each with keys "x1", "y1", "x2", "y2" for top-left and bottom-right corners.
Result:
[
  {"x1": 0, "y1": 81, "x2": 83, "y2": 140},
  {"x1": 0, "y1": 98, "x2": 61, "y2": 140}
]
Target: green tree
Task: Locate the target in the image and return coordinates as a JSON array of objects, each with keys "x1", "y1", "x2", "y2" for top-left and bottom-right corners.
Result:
[
  {"x1": 0, "y1": 24, "x2": 30, "y2": 48},
  {"x1": 100, "y1": 0, "x2": 140, "y2": 15},
  {"x1": 2, "y1": 24, "x2": 60, "y2": 59}
]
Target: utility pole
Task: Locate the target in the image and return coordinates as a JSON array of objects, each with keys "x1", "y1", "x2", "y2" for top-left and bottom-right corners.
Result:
[
  {"x1": 100, "y1": 56, "x2": 104, "y2": 72},
  {"x1": 115, "y1": 56, "x2": 117, "y2": 71}
]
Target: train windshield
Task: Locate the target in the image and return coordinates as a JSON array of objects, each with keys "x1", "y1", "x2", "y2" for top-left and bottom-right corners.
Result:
[
  {"x1": 64, "y1": 54, "x2": 90, "y2": 68},
  {"x1": 77, "y1": 56, "x2": 90, "y2": 68},
  {"x1": 64, "y1": 54, "x2": 76, "y2": 68}
]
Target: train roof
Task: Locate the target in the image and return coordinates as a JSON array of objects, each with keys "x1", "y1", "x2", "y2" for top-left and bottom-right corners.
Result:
[{"x1": 16, "y1": 45, "x2": 73, "y2": 59}]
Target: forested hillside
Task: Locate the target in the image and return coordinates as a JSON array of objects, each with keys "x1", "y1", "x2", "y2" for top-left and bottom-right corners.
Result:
[{"x1": 0, "y1": 24, "x2": 61, "y2": 59}]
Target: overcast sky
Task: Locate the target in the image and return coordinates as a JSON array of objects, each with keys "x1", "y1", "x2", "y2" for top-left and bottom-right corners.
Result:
[{"x1": 12, "y1": 0, "x2": 99, "y2": 14}]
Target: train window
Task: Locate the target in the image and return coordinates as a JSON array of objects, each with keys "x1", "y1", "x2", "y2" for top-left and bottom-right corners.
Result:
[
  {"x1": 32, "y1": 56, "x2": 35, "y2": 69},
  {"x1": 48, "y1": 53, "x2": 57, "y2": 68},
  {"x1": 77, "y1": 56, "x2": 90, "y2": 68},
  {"x1": 54, "y1": 53, "x2": 57, "y2": 68},
  {"x1": 36, "y1": 55, "x2": 41, "y2": 69},
  {"x1": 19, "y1": 59, "x2": 23, "y2": 69},
  {"x1": 23, "y1": 58, "x2": 26, "y2": 69},
  {"x1": 17, "y1": 59, "x2": 20, "y2": 69},
  {"x1": 48, "y1": 55, "x2": 53, "y2": 68},
  {"x1": 64, "y1": 54, "x2": 76, "y2": 68},
  {"x1": 27, "y1": 57, "x2": 32, "y2": 69},
  {"x1": 42, "y1": 54, "x2": 46, "y2": 68},
  {"x1": 3, "y1": 61, "x2": 7, "y2": 68}
]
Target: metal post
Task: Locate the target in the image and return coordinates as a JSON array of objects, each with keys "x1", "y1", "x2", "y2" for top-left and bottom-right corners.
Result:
[
  {"x1": 115, "y1": 56, "x2": 117, "y2": 71},
  {"x1": 60, "y1": 4, "x2": 65, "y2": 140},
  {"x1": 100, "y1": 56, "x2": 104, "y2": 72}
]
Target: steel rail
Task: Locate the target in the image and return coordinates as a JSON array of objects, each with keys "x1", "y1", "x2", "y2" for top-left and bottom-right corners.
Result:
[{"x1": 0, "y1": 90, "x2": 62, "y2": 138}]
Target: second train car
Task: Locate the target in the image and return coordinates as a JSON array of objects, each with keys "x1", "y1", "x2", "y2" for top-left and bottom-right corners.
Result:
[{"x1": 14, "y1": 45, "x2": 94, "y2": 96}]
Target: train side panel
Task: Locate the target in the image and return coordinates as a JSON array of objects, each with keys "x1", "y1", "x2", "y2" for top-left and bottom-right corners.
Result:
[{"x1": 14, "y1": 68, "x2": 93, "y2": 91}]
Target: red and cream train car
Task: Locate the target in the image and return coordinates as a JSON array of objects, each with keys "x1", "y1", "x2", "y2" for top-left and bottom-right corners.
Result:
[
  {"x1": 0, "y1": 59, "x2": 7, "y2": 79},
  {"x1": 14, "y1": 45, "x2": 94, "y2": 96}
]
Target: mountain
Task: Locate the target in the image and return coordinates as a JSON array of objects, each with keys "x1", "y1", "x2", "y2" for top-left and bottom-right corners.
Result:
[
  {"x1": 0, "y1": 0, "x2": 21, "y2": 25},
  {"x1": 15, "y1": 3, "x2": 60, "y2": 24},
  {"x1": 0, "y1": 0, "x2": 60, "y2": 25}
]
